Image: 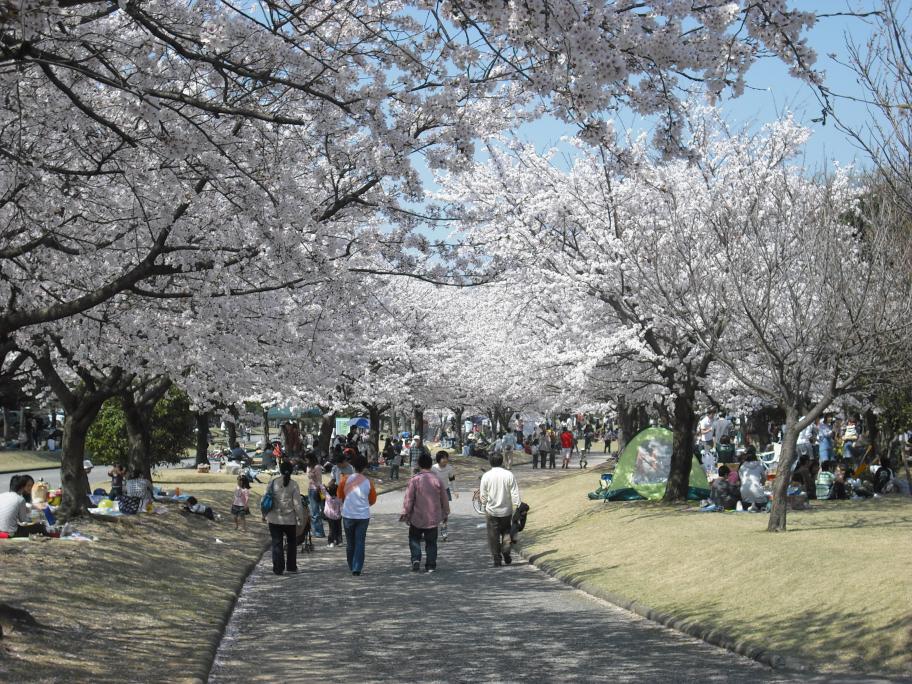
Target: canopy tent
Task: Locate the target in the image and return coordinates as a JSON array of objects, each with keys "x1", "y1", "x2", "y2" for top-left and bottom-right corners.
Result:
[{"x1": 604, "y1": 427, "x2": 710, "y2": 501}]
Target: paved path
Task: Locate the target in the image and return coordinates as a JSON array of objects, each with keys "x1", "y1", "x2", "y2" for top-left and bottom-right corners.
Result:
[{"x1": 209, "y1": 456, "x2": 837, "y2": 683}]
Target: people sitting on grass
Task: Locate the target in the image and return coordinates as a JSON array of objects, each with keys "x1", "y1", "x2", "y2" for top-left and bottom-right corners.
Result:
[
  {"x1": 791, "y1": 455, "x2": 816, "y2": 500},
  {"x1": 120, "y1": 469, "x2": 153, "y2": 514},
  {"x1": 739, "y1": 449, "x2": 768, "y2": 512},
  {"x1": 816, "y1": 461, "x2": 836, "y2": 499},
  {"x1": 0, "y1": 475, "x2": 47, "y2": 537},
  {"x1": 873, "y1": 457, "x2": 895, "y2": 494},
  {"x1": 832, "y1": 465, "x2": 852, "y2": 500},
  {"x1": 709, "y1": 465, "x2": 740, "y2": 510}
]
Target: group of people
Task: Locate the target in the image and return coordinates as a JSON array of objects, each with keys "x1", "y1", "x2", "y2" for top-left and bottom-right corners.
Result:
[
  {"x1": 259, "y1": 434, "x2": 525, "y2": 577},
  {"x1": 707, "y1": 446, "x2": 898, "y2": 512}
]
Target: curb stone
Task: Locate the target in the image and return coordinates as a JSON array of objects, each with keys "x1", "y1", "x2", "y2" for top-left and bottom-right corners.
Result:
[
  {"x1": 192, "y1": 536, "x2": 270, "y2": 684},
  {"x1": 518, "y1": 545, "x2": 812, "y2": 674}
]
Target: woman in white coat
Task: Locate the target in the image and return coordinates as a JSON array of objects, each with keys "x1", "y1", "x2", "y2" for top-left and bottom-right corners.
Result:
[{"x1": 739, "y1": 450, "x2": 768, "y2": 512}]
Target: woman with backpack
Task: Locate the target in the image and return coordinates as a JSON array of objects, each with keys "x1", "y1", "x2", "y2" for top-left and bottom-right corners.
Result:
[{"x1": 263, "y1": 460, "x2": 305, "y2": 575}]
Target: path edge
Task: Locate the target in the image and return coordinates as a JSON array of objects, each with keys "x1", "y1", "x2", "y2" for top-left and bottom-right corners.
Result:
[
  {"x1": 517, "y1": 545, "x2": 810, "y2": 674},
  {"x1": 193, "y1": 537, "x2": 270, "y2": 684},
  {"x1": 198, "y1": 482, "x2": 409, "y2": 682}
]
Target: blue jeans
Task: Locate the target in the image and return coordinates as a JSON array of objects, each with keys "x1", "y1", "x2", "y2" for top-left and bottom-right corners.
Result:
[
  {"x1": 819, "y1": 439, "x2": 833, "y2": 462},
  {"x1": 408, "y1": 525, "x2": 438, "y2": 569},
  {"x1": 308, "y1": 491, "x2": 325, "y2": 537},
  {"x1": 843, "y1": 440, "x2": 855, "y2": 462},
  {"x1": 343, "y1": 517, "x2": 370, "y2": 573}
]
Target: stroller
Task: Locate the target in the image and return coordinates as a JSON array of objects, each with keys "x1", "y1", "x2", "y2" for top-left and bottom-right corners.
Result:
[{"x1": 296, "y1": 496, "x2": 314, "y2": 553}]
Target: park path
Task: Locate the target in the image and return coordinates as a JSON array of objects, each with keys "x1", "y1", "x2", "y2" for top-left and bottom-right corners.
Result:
[{"x1": 208, "y1": 455, "x2": 819, "y2": 683}]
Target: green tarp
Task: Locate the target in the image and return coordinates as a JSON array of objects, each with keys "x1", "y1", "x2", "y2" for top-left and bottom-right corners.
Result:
[{"x1": 605, "y1": 427, "x2": 710, "y2": 501}]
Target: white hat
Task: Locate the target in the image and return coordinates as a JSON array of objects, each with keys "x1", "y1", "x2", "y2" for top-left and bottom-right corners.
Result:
[{"x1": 83, "y1": 459, "x2": 94, "y2": 470}]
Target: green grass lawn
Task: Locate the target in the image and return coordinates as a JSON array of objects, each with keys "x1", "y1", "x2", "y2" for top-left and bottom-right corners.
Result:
[
  {"x1": 0, "y1": 450, "x2": 61, "y2": 473},
  {"x1": 520, "y1": 464, "x2": 912, "y2": 676}
]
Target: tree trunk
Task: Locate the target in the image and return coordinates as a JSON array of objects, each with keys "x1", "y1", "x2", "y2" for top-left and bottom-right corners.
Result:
[
  {"x1": 864, "y1": 408, "x2": 878, "y2": 459},
  {"x1": 617, "y1": 396, "x2": 634, "y2": 454},
  {"x1": 123, "y1": 397, "x2": 154, "y2": 480},
  {"x1": 768, "y1": 408, "x2": 800, "y2": 532},
  {"x1": 413, "y1": 406, "x2": 424, "y2": 441},
  {"x1": 1, "y1": 407, "x2": 7, "y2": 442},
  {"x1": 262, "y1": 408, "x2": 270, "y2": 445},
  {"x1": 663, "y1": 388, "x2": 697, "y2": 502},
  {"x1": 452, "y1": 406, "x2": 464, "y2": 449},
  {"x1": 317, "y1": 410, "x2": 335, "y2": 459},
  {"x1": 195, "y1": 412, "x2": 209, "y2": 465},
  {"x1": 59, "y1": 407, "x2": 100, "y2": 520},
  {"x1": 226, "y1": 418, "x2": 237, "y2": 449},
  {"x1": 367, "y1": 404, "x2": 383, "y2": 453}
]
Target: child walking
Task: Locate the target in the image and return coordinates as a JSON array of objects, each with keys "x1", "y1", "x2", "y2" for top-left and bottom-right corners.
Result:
[
  {"x1": 232, "y1": 475, "x2": 251, "y2": 531},
  {"x1": 323, "y1": 481, "x2": 343, "y2": 547}
]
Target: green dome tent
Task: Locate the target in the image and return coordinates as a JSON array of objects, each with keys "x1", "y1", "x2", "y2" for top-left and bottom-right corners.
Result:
[{"x1": 605, "y1": 427, "x2": 710, "y2": 501}]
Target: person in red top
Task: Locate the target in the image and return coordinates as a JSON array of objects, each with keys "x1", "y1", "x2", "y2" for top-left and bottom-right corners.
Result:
[
  {"x1": 560, "y1": 427, "x2": 574, "y2": 469},
  {"x1": 400, "y1": 452, "x2": 450, "y2": 573}
]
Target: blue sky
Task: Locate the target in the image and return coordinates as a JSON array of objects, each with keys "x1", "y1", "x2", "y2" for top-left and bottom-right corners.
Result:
[{"x1": 510, "y1": 1, "x2": 881, "y2": 169}]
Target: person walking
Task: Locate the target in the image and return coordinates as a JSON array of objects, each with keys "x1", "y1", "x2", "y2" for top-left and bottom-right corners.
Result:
[
  {"x1": 408, "y1": 436, "x2": 431, "y2": 474},
  {"x1": 400, "y1": 452, "x2": 450, "y2": 573},
  {"x1": 337, "y1": 453, "x2": 377, "y2": 576},
  {"x1": 386, "y1": 439, "x2": 402, "y2": 480},
  {"x1": 560, "y1": 427, "x2": 574, "y2": 469},
  {"x1": 305, "y1": 453, "x2": 326, "y2": 538},
  {"x1": 500, "y1": 429, "x2": 517, "y2": 469},
  {"x1": 479, "y1": 452, "x2": 521, "y2": 567},
  {"x1": 533, "y1": 426, "x2": 549, "y2": 469},
  {"x1": 264, "y1": 461, "x2": 305, "y2": 575}
]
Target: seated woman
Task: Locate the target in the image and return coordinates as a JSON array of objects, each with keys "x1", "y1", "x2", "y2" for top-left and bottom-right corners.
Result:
[
  {"x1": 873, "y1": 457, "x2": 895, "y2": 494},
  {"x1": 831, "y1": 465, "x2": 852, "y2": 500},
  {"x1": 710, "y1": 465, "x2": 741, "y2": 510},
  {"x1": 0, "y1": 475, "x2": 47, "y2": 537},
  {"x1": 739, "y1": 452, "x2": 768, "y2": 512},
  {"x1": 791, "y1": 455, "x2": 816, "y2": 500},
  {"x1": 120, "y1": 469, "x2": 153, "y2": 514}
]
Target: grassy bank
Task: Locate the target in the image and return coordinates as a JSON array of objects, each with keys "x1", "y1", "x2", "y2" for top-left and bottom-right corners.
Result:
[
  {"x1": 0, "y1": 450, "x2": 61, "y2": 473},
  {"x1": 520, "y1": 465, "x2": 912, "y2": 676},
  {"x1": 0, "y1": 470, "x2": 270, "y2": 683}
]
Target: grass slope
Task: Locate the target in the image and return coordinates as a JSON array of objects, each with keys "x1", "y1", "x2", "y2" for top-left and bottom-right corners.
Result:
[{"x1": 520, "y1": 464, "x2": 912, "y2": 676}]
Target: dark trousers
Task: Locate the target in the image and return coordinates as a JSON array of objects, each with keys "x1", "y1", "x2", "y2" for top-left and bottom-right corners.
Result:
[
  {"x1": 327, "y1": 517, "x2": 343, "y2": 545},
  {"x1": 389, "y1": 464, "x2": 400, "y2": 480},
  {"x1": 408, "y1": 525, "x2": 439, "y2": 569},
  {"x1": 343, "y1": 517, "x2": 370, "y2": 573},
  {"x1": 269, "y1": 523, "x2": 297, "y2": 574},
  {"x1": 485, "y1": 514, "x2": 512, "y2": 562},
  {"x1": 547, "y1": 451, "x2": 556, "y2": 468}
]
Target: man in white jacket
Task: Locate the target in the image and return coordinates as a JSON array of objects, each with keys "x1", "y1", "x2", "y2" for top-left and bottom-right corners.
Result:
[{"x1": 479, "y1": 452, "x2": 521, "y2": 567}]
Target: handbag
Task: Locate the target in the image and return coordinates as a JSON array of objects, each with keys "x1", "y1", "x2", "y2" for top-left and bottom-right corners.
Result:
[{"x1": 260, "y1": 480, "x2": 275, "y2": 516}]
